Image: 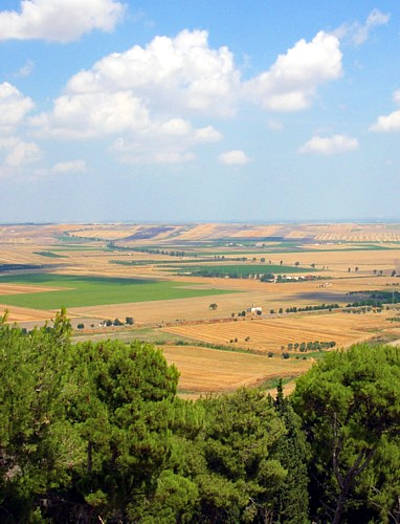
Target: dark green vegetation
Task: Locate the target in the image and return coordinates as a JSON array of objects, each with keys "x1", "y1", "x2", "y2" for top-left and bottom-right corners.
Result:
[
  {"x1": 0, "y1": 274, "x2": 234, "y2": 309},
  {"x1": 285, "y1": 303, "x2": 340, "y2": 313},
  {"x1": 0, "y1": 312, "x2": 399, "y2": 523},
  {"x1": 347, "y1": 290, "x2": 400, "y2": 308},
  {"x1": 0, "y1": 263, "x2": 43, "y2": 272},
  {"x1": 286, "y1": 340, "x2": 336, "y2": 352},
  {"x1": 293, "y1": 345, "x2": 400, "y2": 523},
  {"x1": 177, "y1": 263, "x2": 317, "y2": 279},
  {"x1": 33, "y1": 251, "x2": 67, "y2": 258}
]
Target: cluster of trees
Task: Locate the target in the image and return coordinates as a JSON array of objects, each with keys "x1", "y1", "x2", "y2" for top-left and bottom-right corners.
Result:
[
  {"x1": 286, "y1": 340, "x2": 336, "y2": 352},
  {"x1": 77, "y1": 317, "x2": 134, "y2": 330},
  {"x1": 104, "y1": 317, "x2": 134, "y2": 327},
  {"x1": 0, "y1": 311, "x2": 399, "y2": 523}
]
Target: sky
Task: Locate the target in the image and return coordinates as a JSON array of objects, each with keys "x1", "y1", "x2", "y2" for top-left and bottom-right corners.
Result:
[{"x1": 0, "y1": 0, "x2": 399, "y2": 223}]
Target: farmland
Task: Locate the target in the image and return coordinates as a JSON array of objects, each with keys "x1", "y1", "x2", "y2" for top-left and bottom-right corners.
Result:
[
  {"x1": 162, "y1": 311, "x2": 396, "y2": 354},
  {"x1": 2, "y1": 221, "x2": 400, "y2": 394},
  {"x1": 0, "y1": 274, "x2": 233, "y2": 310},
  {"x1": 160, "y1": 345, "x2": 311, "y2": 395}
]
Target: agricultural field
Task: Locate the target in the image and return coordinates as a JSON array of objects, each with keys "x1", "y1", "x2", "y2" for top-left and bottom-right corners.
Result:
[
  {"x1": 162, "y1": 311, "x2": 398, "y2": 354},
  {"x1": 0, "y1": 274, "x2": 233, "y2": 310},
  {"x1": 2, "y1": 222, "x2": 400, "y2": 393},
  {"x1": 160, "y1": 345, "x2": 311, "y2": 396}
]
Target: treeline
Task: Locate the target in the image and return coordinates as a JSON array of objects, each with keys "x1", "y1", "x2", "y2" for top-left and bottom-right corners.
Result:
[
  {"x1": 346, "y1": 290, "x2": 400, "y2": 308},
  {"x1": 286, "y1": 340, "x2": 336, "y2": 351},
  {"x1": 270, "y1": 303, "x2": 340, "y2": 315},
  {"x1": 0, "y1": 312, "x2": 399, "y2": 523},
  {"x1": 107, "y1": 242, "x2": 193, "y2": 258}
]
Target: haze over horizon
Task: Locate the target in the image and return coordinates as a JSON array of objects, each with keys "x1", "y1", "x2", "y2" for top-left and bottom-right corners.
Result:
[{"x1": 0, "y1": 0, "x2": 399, "y2": 223}]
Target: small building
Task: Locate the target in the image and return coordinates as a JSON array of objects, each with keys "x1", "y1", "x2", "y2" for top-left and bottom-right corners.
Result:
[{"x1": 250, "y1": 306, "x2": 263, "y2": 314}]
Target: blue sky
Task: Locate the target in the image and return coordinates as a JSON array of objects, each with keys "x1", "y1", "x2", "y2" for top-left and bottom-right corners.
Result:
[{"x1": 0, "y1": 0, "x2": 399, "y2": 223}]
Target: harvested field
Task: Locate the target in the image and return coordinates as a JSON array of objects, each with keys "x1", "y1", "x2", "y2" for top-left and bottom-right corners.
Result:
[
  {"x1": 161, "y1": 345, "x2": 311, "y2": 394},
  {"x1": 163, "y1": 311, "x2": 393, "y2": 353},
  {"x1": 0, "y1": 283, "x2": 64, "y2": 295},
  {"x1": 0, "y1": 304, "x2": 56, "y2": 323}
]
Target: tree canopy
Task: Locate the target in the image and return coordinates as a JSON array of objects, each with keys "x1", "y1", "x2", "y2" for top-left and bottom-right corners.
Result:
[{"x1": 0, "y1": 313, "x2": 399, "y2": 523}]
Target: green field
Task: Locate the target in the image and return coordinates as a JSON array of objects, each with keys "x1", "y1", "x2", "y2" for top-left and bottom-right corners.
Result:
[
  {"x1": 0, "y1": 274, "x2": 233, "y2": 310},
  {"x1": 177, "y1": 263, "x2": 317, "y2": 278}
]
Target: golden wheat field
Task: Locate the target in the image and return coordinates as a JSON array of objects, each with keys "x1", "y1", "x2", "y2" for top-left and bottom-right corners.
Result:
[
  {"x1": 160, "y1": 345, "x2": 311, "y2": 394},
  {"x1": 162, "y1": 311, "x2": 394, "y2": 353},
  {"x1": 0, "y1": 304, "x2": 56, "y2": 323}
]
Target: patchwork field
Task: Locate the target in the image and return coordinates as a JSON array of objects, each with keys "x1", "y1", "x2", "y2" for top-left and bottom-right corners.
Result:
[{"x1": 2, "y1": 221, "x2": 400, "y2": 395}]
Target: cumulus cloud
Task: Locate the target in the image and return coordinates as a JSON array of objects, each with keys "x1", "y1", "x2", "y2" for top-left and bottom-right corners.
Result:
[
  {"x1": 218, "y1": 150, "x2": 250, "y2": 165},
  {"x1": 27, "y1": 29, "x2": 344, "y2": 164},
  {"x1": 66, "y1": 29, "x2": 240, "y2": 117},
  {"x1": 370, "y1": 111, "x2": 400, "y2": 132},
  {"x1": 30, "y1": 91, "x2": 151, "y2": 139},
  {"x1": 299, "y1": 134, "x2": 359, "y2": 155},
  {"x1": 0, "y1": 84, "x2": 38, "y2": 175},
  {"x1": 0, "y1": 0, "x2": 124, "y2": 42},
  {"x1": 244, "y1": 31, "x2": 342, "y2": 111},
  {"x1": 370, "y1": 90, "x2": 400, "y2": 132},
  {"x1": 0, "y1": 82, "x2": 34, "y2": 129}
]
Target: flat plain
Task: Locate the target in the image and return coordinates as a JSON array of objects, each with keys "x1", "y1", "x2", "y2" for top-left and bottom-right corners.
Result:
[{"x1": 2, "y1": 222, "x2": 400, "y2": 394}]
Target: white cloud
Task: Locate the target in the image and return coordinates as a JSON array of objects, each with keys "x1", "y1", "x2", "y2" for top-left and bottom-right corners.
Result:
[
  {"x1": 352, "y1": 9, "x2": 390, "y2": 45},
  {"x1": 29, "y1": 30, "x2": 230, "y2": 164},
  {"x1": 27, "y1": 29, "x2": 344, "y2": 165},
  {"x1": 218, "y1": 150, "x2": 250, "y2": 165},
  {"x1": 66, "y1": 29, "x2": 240, "y2": 117},
  {"x1": 370, "y1": 90, "x2": 400, "y2": 132},
  {"x1": 0, "y1": 136, "x2": 41, "y2": 167},
  {"x1": 299, "y1": 134, "x2": 359, "y2": 155},
  {"x1": 244, "y1": 31, "x2": 342, "y2": 111},
  {"x1": 0, "y1": 0, "x2": 124, "y2": 42},
  {"x1": 30, "y1": 91, "x2": 151, "y2": 139},
  {"x1": 0, "y1": 82, "x2": 34, "y2": 129},
  {"x1": 52, "y1": 160, "x2": 87, "y2": 173},
  {"x1": 370, "y1": 110, "x2": 400, "y2": 132}
]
